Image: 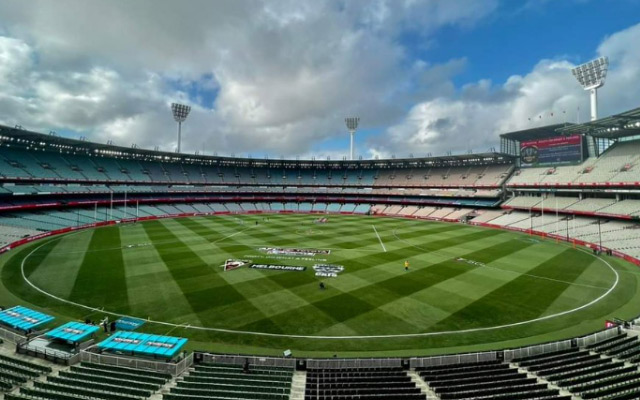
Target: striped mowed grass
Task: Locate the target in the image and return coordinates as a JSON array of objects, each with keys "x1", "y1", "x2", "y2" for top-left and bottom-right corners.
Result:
[{"x1": 3, "y1": 213, "x2": 639, "y2": 356}]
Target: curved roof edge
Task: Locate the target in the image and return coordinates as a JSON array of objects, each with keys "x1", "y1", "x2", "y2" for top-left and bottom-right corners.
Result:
[
  {"x1": 0, "y1": 124, "x2": 513, "y2": 168},
  {"x1": 500, "y1": 105, "x2": 640, "y2": 142}
]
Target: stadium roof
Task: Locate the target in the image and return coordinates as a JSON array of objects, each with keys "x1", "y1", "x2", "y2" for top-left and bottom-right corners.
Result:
[
  {"x1": 557, "y1": 106, "x2": 640, "y2": 138},
  {"x1": 500, "y1": 106, "x2": 640, "y2": 142},
  {"x1": 0, "y1": 306, "x2": 55, "y2": 332},
  {"x1": 45, "y1": 321, "x2": 99, "y2": 344},
  {"x1": 0, "y1": 124, "x2": 514, "y2": 168},
  {"x1": 115, "y1": 316, "x2": 146, "y2": 331},
  {"x1": 97, "y1": 331, "x2": 188, "y2": 359},
  {"x1": 499, "y1": 123, "x2": 575, "y2": 142}
]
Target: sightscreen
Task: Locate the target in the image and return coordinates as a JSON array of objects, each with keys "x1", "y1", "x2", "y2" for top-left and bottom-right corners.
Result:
[{"x1": 520, "y1": 134, "x2": 585, "y2": 167}]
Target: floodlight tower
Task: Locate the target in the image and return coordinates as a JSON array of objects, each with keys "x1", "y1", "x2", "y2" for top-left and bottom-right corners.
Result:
[
  {"x1": 571, "y1": 56, "x2": 609, "y2": 121},
  {"x1": 171, "y1": 103, "x2": 191, "y2": 153},
  {"x1": 345, "y1": 117, "x2": 360, "y2": 161}
]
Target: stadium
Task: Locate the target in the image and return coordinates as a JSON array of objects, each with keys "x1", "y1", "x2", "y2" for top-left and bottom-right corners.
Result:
[{"x1": 1, "y1": 2, "x2": 640, "y2": 400}]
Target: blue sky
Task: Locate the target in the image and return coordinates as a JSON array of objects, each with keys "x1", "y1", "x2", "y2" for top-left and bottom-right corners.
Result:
[
  {"x1": 0, "y1": 0, "x2": 639, "y2": 159},
  {"x1": 317, "y1": 0, "x2": 640, "y2": 156},
  {"x1": 433, "y1": 0, "x2": 640, "y2": 84}
]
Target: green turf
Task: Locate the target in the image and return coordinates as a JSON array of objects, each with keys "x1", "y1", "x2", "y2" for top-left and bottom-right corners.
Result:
[{"x1": 1, "y1": 213, "x2": 639, "y2": 357}]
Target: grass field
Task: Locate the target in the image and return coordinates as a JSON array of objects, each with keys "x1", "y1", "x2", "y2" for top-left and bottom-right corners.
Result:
[{"x1": 1, "y1": 213, "x2": 640, "y2": 357}]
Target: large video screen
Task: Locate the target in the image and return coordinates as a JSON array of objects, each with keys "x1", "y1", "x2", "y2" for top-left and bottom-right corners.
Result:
[{"x1": 520, "y1": 134, "x2": 584, "y2": 167}]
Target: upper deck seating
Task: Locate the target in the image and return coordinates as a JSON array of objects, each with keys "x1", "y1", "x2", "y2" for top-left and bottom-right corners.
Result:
[{"x1": 508, "y1": 140, "x2": 640, "y2": 187}]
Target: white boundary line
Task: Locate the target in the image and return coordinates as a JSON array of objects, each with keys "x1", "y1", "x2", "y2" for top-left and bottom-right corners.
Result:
[
  {"x1": 483, "y1": 265, "x2": 609, "y2": 290},
  {"x1": 392, "y1": 228, "x2": 611, "y2": 290},
  {"x1": 18, "y1": 220, "x2": 620, "y2": 340},
  {"x1": 41, "y1": 224, "x2": 252, "y2": 256},
  {"x1": 372, "y1": 225, "x2": 387, "y2": 252},
  {"x1": 211, "y1": 227, "x2": 252, "y2": 244}
]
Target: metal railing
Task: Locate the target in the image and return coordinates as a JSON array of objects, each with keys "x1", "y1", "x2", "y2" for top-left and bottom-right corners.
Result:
[
  {"x1": 0, "y1": 326, "x2": 27, "y2": 345},
  {"x1": 197, "y1": 326, "x2": 627, "y2": 373},
  {"x1": 200, "y1": 353, "x2": 296, "y2": 369},
  {"x1": 410, "y1": 352, "x2": 497, "y2": 369},
  {"x1": 17, "y1": 343, "x2": 74, "y2": 365},
  {"x1": 79, "y1": 350, "x2": 193, "y2": 376},
  {"x1": 577, "y1": 326, "x2": 622, "y2": 348},
  {"x1": 307, "y1": 357, "x2": 402, "y2": 370},
  {"x1": 504, "y1": 340, "x2": 572, "y2": 362}
]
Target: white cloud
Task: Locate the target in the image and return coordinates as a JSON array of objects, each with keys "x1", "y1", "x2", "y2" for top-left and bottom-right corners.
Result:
[
  {"x1": 596, "y1": 23, "x2": 640, "y2": 113},
  {"x1": 0, "y1": 42, "x2": 167, "y2": 134},
  {"x1": 371, "y1": 23, "x2": 640, "y2": 157},
  {"x1": 0, "y1": 0, "x2": 498, "y2": 156},
  {"x1": 2, "y1": 1, "x2": 638, "y2": 160},
  {"x1": 0, "y1": 36, "x2": 32, "y2": 94}
]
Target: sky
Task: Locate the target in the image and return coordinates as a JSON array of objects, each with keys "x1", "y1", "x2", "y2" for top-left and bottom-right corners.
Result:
[{"x1": 0, "y1": 0, "x2": 639, "y2": 160}]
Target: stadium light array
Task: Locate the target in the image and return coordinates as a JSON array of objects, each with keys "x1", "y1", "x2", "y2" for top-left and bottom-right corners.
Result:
[
  {"x1": 345, "y1": 117, "x2": 360, "y2": 161},
  {"x1": 571, "y1": 56, "x2": 609, "y2": 121},
  {"x1": 171, "y1": 103, "x2": 191, "y2": 153}
]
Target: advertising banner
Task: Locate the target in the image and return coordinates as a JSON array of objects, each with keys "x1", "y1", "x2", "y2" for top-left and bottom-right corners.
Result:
[
  {"x1": 520, "y1": 135, "x2": 584, "y2": 167},
  {"x1": 313, "y1": 264, "x2": 344, "y2": 278},
  {"x1": 258, "y1": 247, "x2": 330, "y2": 256},
  {"x1": 249, "y1": 264, "x2": 307, "y2": 272}
]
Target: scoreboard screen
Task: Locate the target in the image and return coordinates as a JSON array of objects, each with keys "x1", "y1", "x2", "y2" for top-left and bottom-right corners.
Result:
[{"x1": 520, "y1": 134, "x2": 585, "y2": 167}]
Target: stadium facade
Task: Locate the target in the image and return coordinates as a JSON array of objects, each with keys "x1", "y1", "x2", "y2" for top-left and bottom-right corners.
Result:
[
  {"x1": 0, "y1": 107, "x2": 640, "y2": 399},
  {"x1": 0, "y1": 107, "x2": 638, "y2": 262}
]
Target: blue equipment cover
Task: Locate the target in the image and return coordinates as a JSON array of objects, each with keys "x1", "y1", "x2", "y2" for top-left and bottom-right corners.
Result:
[
  {"x1": 45, "y1": 321, "x2": 100, "y2": 344},
  {"x1": 115, "y1": 316, "x2": 145, "y2": 331},
  {"x1": 97, "y1": 331, "x2": 187, "y2": 359},
  {"x1": 0, "y1": 306, "x2": 54, "y2": 332}
]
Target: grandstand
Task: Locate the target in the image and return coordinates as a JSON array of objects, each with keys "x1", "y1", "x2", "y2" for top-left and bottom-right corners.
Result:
[
  {"x1": 0, "y1": 112, "x2": 637, "y2": 262},
  {"x1": 503, "y1": 194, "x2": 640, "y2": 220},
  {"x1": 0, "y1": 351, "x2": 52, "y2": 394},
  {"x1": 0, "y1": 128, "x2": 512, "y2": 191},
  {"x1": 167, "y1": 363, "x2": 293, "y2": 400},
  {"x1": 4, "y1": 1, "x2": 640, "y2": 397},
  {"x1": 418, "y1": 360, "x2": 568, "y2": 399},
  {"x1": 1, "y1": 357, "x2": 173, "y2": 400},
  {"x1": 2, "y1": 107, "x2": 640, "y2": 400},
  {"x1": 471, "y1": 210, "x2": 640, "y2": 258},
  {"x1": 305, "y1": 367, "x2": 425, "y2": 399},
  {"x1": 507, "y1": 140, "x2": 640, "y2": 187},
  {"x1": 512, "y1": 340, "x2": 640, "y2": 399},
  {"x1": 0, "y1": 123, "x2": 515, "y2": 248}
]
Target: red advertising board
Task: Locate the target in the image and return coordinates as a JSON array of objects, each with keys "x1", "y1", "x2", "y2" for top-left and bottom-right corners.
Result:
[
  {"x1": 520, "y1": 134, "x2": 584, "y2": 167},
  {"x1": 521, "y1": 135, "x2": 582, "y2": 149}
]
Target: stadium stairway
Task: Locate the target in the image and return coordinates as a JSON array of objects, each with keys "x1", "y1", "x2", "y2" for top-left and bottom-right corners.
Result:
[
  {"x1": 150, "y1": 375, "x2": 181, "y2": 400},
  {"x1": 165, "y1": 362, "x2": 294, "y2": 400},
  {"x1": 407, "y1": 370, "x2": 438, "y2": 399},
  {"x1": 289, "y1": 370, "x2": 307, "y2": 400},
  {"x1": 513, "y1": 332, "x2": 640, "y2": 400},
  {"x1": 511, "y1": 362, "x2": 577, "y2": 400},
  {"x1": 417, "y1": 359, "x2": 572, "y2": 400},
  {"x1": 304, "y1": 367, "x2": 427, "y2": 399}
]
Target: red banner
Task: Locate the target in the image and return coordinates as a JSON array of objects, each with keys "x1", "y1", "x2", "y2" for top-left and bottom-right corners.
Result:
[
  {"x1": 521, "y1": 135, "x2": 582, "y2": 149},
  {"x1": 520, "y1": 134, "x2": 584, "y2": 167}
]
